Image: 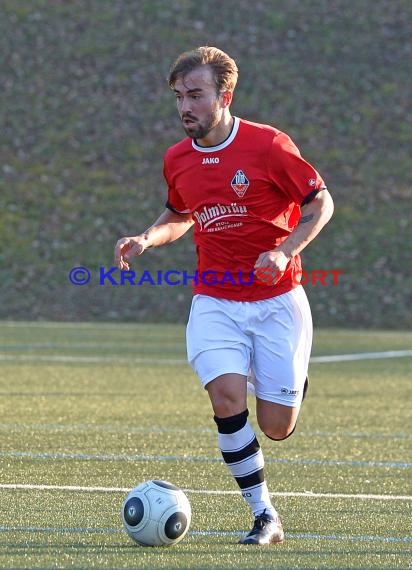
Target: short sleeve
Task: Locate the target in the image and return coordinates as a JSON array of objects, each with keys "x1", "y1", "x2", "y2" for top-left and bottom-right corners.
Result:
[
  {"x1": 163, "y1": 152, "x2": 191, "y2": 214},
  {"x1": 267, "y1": 132, "x2": 326, "y2": 204}
]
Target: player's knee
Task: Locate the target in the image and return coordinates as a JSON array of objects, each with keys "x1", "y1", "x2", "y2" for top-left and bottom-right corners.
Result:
[
  {"x1": 212, "y1": 396, "x2": 243, "y2": 418},
  {"x1": 264, "y1": 425, "x2": 296, "y2": 441},
  {"x1": 259, "y1": 419, "x2": 296, "y2": 441},
  {"x1": 206, "y1": 374, "x2": 247, "y2": 418}
]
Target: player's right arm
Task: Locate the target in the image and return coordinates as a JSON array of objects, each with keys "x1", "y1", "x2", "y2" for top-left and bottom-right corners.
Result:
[{"x1": 114, "y1": 208, "x2": 194, "y2": 270}]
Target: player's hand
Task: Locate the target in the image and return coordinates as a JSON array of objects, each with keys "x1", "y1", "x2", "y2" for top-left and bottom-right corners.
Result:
[
  {"x1": 254, "y1": 249, "x2": 291, "y2": 285},
  {"x1": 114, "y1": 236, "x2": 147, "y2": 270}
]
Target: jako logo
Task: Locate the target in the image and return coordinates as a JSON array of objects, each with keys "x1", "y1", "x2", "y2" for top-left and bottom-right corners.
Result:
[{"x1": 202, "y1": 157, "x2": 219, "y2": 164}]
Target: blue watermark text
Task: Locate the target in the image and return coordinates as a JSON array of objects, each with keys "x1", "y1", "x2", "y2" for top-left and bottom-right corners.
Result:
[{"x1": 68, "y1": 267, "x2": 343, "y2": 287}]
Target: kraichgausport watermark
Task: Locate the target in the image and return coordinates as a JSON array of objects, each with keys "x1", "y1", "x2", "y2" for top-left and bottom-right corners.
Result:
[
  {"x1": 68, "y1": 267, "x2": 343, "y2": 286},
  {"x1": 69, "y1": 267, "x2": 91, "y2": 285}
]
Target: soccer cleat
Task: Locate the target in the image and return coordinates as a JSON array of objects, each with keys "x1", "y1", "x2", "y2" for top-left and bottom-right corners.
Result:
[{"x1": 239, "y1": 510, "x2": 284, "y2": 545}]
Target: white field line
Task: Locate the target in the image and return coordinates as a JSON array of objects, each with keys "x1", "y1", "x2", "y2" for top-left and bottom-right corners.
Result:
[
  {"x1": 0, "y1": 524, "x2": 410, "y2": 544},
  {"x1": 1, "y1": 450, "x2": 410, "y2": 469},
  {"x1": 1, "y1": 483, "x2": 411, "y2": 501},
  {"x1": 0, "y1": 349, "x2": 412, "y2": 365},
  {"x1": 310, "y1": 349, "x2": 412, "y2": 363},
  {"x1": 0, "y1": 354, "x2": 186, "y2": 365}
]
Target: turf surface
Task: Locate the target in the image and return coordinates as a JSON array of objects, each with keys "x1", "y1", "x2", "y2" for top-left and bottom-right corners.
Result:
[{"x1": 0, "y1": 322, "x2": 411, "y2": 569}]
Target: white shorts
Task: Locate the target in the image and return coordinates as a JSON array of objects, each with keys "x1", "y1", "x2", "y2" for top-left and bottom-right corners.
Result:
[{"x1": 186, "y1": 286, "x2": 312, "y2": 407}]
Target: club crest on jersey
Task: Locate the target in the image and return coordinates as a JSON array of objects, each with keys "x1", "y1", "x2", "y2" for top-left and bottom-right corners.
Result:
[{"x1": 231, "y1": 169, "x2": 249, "y2": 198}]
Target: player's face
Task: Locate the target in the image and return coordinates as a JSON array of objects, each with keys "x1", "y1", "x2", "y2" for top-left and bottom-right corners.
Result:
[{"x1": 173, "y1": 67, "x2": 226, "y2": 141}]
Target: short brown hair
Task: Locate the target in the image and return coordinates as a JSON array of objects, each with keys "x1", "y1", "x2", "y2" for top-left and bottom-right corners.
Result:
[{"x1": 168, "y1": 46, "x2": 238, "y2": 93}]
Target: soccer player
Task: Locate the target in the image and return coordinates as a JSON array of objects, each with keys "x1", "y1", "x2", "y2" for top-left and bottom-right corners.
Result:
[{"x1": 114, "y1": 46, "x2": 334, "y2": 545}]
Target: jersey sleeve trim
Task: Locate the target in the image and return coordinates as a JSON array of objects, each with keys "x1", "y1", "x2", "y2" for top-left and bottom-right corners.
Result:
[
  {"x1": 165, "y1": 200, "x2": 191, "y2": 215},
  {"x1": 301, "y1": 187, "x2": 327, "y2": 206}
]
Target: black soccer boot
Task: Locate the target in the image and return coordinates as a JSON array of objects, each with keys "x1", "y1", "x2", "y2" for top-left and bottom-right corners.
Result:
[{"x1": 239, "y1": 510, "x2": 284, "y2": 545}]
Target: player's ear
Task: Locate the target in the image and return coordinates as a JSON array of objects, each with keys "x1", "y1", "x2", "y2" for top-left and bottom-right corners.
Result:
[{"x1": 220, "y1": 90, "x2": 233, "y2": 108}]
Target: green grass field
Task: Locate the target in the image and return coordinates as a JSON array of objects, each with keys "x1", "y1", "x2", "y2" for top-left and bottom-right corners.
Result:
[{"x1": 0, "y1": 322, "x2": 411, "y2": 569}]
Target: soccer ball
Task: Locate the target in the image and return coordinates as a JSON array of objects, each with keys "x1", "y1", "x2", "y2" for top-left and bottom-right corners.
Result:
[{"x1": 121, "y1": 480, "x2": 191, "y2": 547}]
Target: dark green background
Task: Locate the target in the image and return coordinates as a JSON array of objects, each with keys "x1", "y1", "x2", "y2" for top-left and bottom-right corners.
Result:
[{"x1": 1, "y1": 0, "x2": 410, "y2": 327}]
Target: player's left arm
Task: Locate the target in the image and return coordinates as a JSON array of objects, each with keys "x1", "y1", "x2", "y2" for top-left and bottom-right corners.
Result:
[{"x1": 254, "y1": 189, "x2": 334, "y2": 273}]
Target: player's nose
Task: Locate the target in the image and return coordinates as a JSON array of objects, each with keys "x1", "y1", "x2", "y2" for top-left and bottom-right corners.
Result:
[{"x1": 180, "y1": 96, "x2": 193, "y2": 114}]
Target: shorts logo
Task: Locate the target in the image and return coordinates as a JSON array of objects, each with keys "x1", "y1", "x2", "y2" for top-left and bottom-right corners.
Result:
[
  {"x1": 281, "y1": 387, "x2": 299, "y2": 396},
  {"x1": 308, "y1": 178, "x2": 317, "y2": 187},
  {"x1": 231, "y1": 169, "x2": 249, "y2": 198}
]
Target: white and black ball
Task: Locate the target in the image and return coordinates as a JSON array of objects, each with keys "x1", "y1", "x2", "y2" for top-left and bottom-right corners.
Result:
[{"x1": 121, "y1": 480, "x2": 191, "y2": 547}]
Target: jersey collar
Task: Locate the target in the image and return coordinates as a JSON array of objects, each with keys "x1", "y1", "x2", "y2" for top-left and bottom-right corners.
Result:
[{"x1": 192, "y1": 117, "x2": 240, "y2": 152}]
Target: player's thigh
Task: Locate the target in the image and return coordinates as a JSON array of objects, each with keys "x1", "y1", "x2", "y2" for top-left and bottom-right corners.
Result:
[
  {"x1": 251, "y1": 287, "x2": 312, "y2": 406},
  {"x1": 186, "y1": 295, "x2": 252, "y2": 386}
]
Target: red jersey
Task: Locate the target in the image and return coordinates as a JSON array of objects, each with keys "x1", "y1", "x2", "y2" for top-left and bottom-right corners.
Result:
[{"x1": 164, "y1": 117, "x2": 326, "y2": 301}]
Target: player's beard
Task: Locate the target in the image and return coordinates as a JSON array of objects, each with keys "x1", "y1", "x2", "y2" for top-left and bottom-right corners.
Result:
[{"x1": 181, "y1": 107, "x2": 221, "y2": 140}]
